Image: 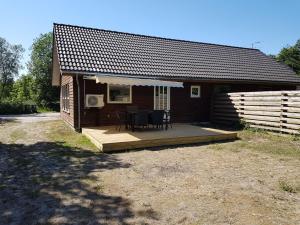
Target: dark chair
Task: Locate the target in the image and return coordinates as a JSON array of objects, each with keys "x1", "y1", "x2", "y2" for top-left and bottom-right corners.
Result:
[
  {"x1": 164, "y1": 110, "x2": 173, "y2": 129},
  {"x1": 133, "y1": 111, "x2": 149, "y2": 130},
  {"x1": 149, "y1": 110, "x2": 164, "y2": 129},
  {"x1": 126, "y1": 105, "x2": 138, "y2": 112},
  {"x1": 115, "y1": 111, "x2": 128, "y2": 131}
]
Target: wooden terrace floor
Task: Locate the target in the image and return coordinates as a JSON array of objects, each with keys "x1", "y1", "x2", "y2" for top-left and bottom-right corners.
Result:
[{"x1": 82, "y1": 124, "x2": 237, "y2": 152}]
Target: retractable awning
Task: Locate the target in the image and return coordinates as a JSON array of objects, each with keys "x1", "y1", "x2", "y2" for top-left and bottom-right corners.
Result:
[{"x1": 90, "y1": 75, "x2": 183, "y2": 88}]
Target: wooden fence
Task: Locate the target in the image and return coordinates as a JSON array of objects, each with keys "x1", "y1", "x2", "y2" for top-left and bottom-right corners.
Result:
[{"x1": 212, "y1": 90, "x2": 300, "y2": 134}]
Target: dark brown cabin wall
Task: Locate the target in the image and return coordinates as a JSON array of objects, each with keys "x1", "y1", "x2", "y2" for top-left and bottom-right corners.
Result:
[
  {"x1": 78, "y1": 79, "x2": 214, "y2": 125},
  {"x1": 72, "y1": 76, "x2": 298, "y2": 127},
  {"x1": 60, "y1": 75, "x2": 75, "y2": 128},
  {"x1": 78, "y1": 78, "x2": 153, "y2": 126},
  {"x1": 171, "y1": 82, "x2": 214, "y2": 123}
]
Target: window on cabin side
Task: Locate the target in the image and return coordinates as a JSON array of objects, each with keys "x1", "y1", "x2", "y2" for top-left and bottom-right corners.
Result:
[{"x1": 62, "y1": 84, "x2": 70, "y2": 112}]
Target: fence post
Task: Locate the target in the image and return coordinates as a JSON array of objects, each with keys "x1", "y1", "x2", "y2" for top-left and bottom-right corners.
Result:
[
  {"x1": 280, "y1": 91, "x2": 288, "y2": 133},
  {"x1": 239, "y1": 93, "x2": 244, "y2": 120}
]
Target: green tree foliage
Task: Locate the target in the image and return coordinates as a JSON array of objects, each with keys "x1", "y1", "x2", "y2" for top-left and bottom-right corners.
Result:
[
  {"x1": 277, "y1": 41, "x2": 300, "y2": 75},
  {"x1": 0, "y1": 37, "x2": 24, "y2": 100},
  {"x1": 27, "y1": 32, "x2": 59, "y2": 107},
  {"x1": 11, "y1": 74, "x2": 34, "y2": 102}
]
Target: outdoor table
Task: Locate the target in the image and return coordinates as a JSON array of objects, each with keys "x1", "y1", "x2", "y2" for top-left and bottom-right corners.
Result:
[
  {"x1": 125, "y1": 110, "x2": 169, "y2": 132},
  {"x1": 126, "y1": 110, "x2": 153, "y2": 132}
]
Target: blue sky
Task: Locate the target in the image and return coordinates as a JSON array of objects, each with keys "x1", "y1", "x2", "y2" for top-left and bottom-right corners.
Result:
[{"x1": 1, "y1": 0, "x2": 300, "y2": 74}]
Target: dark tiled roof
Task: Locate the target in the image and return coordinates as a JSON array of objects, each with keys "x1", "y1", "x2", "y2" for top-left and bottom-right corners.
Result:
[{"x1": 53, "y1": 23, "x2": 300, "y2": 84}]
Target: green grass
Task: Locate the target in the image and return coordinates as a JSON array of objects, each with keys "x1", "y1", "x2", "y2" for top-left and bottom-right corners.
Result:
[
  {"x1": 10, "y1": 129, "x2": 26, "y2": 142},
  {"x1": 0, "y1": 184, "x2": 7, "y2": 191},
  {"x1": 279, "y1": 180, "x2": 300, "y2": 193},
  {"x1": 209, "y1": 129, "x2": 300, "y2": 159},
  {"x1": 81, "y1": 177, "x2": 104, "y2": 193},
  {"x1": 30, "y1": 175, "x2": 52, "y2": 185},
  {"x1": 239, "y1": 130, "x2": 300, "y2": 158},
  {"x1": 37, "y1": 107, "x2": 59, "y2": 113},
  {"x1": 45, "y1": 120, "x2": 97, "y2": 151}
]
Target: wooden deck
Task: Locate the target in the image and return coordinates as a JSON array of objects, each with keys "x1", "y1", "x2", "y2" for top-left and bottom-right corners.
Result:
[{"x1": 82, "y1": 124, "x2": 237, "y2": 152}]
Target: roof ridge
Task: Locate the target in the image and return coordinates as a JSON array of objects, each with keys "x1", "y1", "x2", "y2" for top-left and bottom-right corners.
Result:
[{"x1": 53, "y1": 22, "x2": 260, "y2": 51}]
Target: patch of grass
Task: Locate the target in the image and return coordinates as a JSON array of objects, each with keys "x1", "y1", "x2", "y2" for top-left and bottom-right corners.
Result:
[
  {"x1": 25, "y1": 188, "x2": 40, "y2": 199},
  {"x1": 208, "y1": 129, "x2": 300, "y2": 159},
  {"x1": 238, "y1": 130, "x2": 300, "y2": 158},
  {"x1": 46, "y1": 149, "x2": 95, "y2": 158},
  {"x1": 10, "y1": 129, "x2": 26, "y2": 142},
  {"x1": 37, "y1": 107, "x2": 56, "y2": 113},
  {"x1": 292, "y1": 134, "x2": 300, "y2": 141},
  {"x1": 15, "y1": 157, "x2": 32, "y2": 167},
  {"x1": 81, "y1": 177, "x2": 103, "y2": 193},
  {"x1": 279, "y1": 180, "x2": 299, "y2": 193},
  {"x1": 0, "y1": 184, "x2": 7, "y2": 190},
  {"x1": 31, "y1": 175, "x2": 51, "y2": 185},
  {"x1": 136, "y1": 208, "x2": 160, "y2": 220},
  {"x1": 45, "y1": 121, "x2": 97, "y2": 151},
  {"x1": 94, "y1": 183, "x2": 104, "y2": 193}
]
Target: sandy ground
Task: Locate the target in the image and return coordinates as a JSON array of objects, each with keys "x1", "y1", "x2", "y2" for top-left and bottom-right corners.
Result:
[{"x1": 0, "y1": 118, "x2": 299, "y2": 225}]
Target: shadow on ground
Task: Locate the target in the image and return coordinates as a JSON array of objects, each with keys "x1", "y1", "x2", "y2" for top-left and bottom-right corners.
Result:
[
  {"x1": 0, "y1": 141, "x2": 136, "y2": 225},
  {"x1": 0, "y1": 118, "x2": 17, "y2": 124}
]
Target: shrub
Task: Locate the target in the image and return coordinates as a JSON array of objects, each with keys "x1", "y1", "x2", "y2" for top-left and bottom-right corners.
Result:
[
  {"x1": 0, "y1": 101, "x2": 37, "y2": 115},
  {"x1": 279, "y1": 180, "x2": 299, "y2": 193}
]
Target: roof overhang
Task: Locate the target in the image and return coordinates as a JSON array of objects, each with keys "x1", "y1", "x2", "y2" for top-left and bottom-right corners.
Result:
[{"x1": 52, "y1": 38, "x2": 62, "y2": 86}]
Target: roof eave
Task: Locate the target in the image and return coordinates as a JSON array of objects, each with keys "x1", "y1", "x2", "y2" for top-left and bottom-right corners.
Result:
[{"x1": 60, "y1": 70, "x2": 300, "y2": 86}]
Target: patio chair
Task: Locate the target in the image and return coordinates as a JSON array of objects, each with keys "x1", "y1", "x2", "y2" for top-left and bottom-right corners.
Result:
[
  {"x1": 126, "y1": 105, "x2": 138, "y2": 112},
  {"x1": 149, "y1": 110, "x2": 164, "y2": 129},
  {"x1": 133, "y1": 111, "x2": 149, "y2": 130},
  {"x1": 164, "y1": 110, "x2": 173, "y2": 129},
  {"x1": 115, "y1": 111, "x2": 128, "y2": 131}
]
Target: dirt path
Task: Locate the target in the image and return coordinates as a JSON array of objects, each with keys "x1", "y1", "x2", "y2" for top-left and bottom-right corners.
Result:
[
  {"x1": 0, "y1": 120, "x2": 299, "y2": 225},
  {"x1": 0, "y1": 112, "x2": 60, "y2": 123}
]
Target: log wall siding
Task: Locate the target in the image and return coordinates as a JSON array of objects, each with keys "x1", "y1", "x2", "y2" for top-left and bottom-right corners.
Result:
[
  {"x1": 171, "y1": 83, "x2": 214, "y2": 122},
  {"x1": 77, "y1": 79, "x2": 214, "y2": 126},
  {"x1": 60, "y1": 75, "x2": 75, "y2": 127},
  {"x1": 79, "y1": 79, "x2": 154, "y2": 126},
  {"x1": 63, "y1": 75, "x2": 297, "y2": 129},
  {"x1": 212, "y1": 91, "x2": 300, "y2": 134}
]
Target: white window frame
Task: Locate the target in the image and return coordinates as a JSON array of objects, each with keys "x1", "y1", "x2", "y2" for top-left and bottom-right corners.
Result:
[
  {"x1": 107, "y1": 84, "x2": 132, "y2": 104},
  {"x1": 62, "y1": 84, "x2": 70, "y2": 113},
  {"x1": 190, "y1": 85, "x2": 201, "y2": 98},
  {"x1": 153, "y1": 86, "x2": 170, "y2": 110}
]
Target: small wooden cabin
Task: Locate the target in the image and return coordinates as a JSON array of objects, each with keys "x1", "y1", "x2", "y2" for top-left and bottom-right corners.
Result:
[{"x1": 52, "y1": 23, "x2": 300, "y2": 131}]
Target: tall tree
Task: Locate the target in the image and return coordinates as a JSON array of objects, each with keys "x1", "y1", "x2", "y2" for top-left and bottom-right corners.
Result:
[
  {"x1": 28, "y1": 32, "x2": 59, "y2": 107},
  {"x1": 277, "y1": 45, "x2": 300, "y2": 75},
  {"x1": 0, "y1": 37, "x2": 24, "y2": 100},
  {"x1": 11, "y1": 74, "x2": 34, "y2": 102}
]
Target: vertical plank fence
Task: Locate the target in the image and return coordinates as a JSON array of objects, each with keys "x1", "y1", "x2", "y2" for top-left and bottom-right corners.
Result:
[{"x1": 212, "y1": 90, "x2": 300, "y2": 134}]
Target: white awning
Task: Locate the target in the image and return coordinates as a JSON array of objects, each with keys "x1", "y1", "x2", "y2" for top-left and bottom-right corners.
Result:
[{"x1": 90, "y1": 75, "x2": 183, "y2": 88}]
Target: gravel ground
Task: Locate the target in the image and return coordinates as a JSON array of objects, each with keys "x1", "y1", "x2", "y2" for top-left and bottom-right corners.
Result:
[
  {"x1": 0, "y1": 118, "x2": 299, "y2": 225},
  {"x1": 0, "y1": 112, "x2": 60, "y2": 123}
]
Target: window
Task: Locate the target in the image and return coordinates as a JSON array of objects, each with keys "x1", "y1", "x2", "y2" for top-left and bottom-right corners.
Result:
[
  {"x1": 190, "y1": 85, "x2": 201, "y2": 98},
  {"x1": 107, "y1": 84, "x2": 132, "y2": 104},
  {"x1": 62, "y1": 84, "x2": 70, "y2": 112}
]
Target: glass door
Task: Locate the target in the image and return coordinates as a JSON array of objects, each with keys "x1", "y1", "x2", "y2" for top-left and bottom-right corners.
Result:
[{"x1": 154, "y1": 86, "x2": 170, "y2": 110}]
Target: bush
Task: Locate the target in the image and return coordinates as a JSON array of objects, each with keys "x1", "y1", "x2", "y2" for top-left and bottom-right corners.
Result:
[
  {"x1": 0, "y1": 101, "x2": 37, "y2": 115},
  {"x1": 37, "y1": 102, "x2": 60, "y2": 112}
]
